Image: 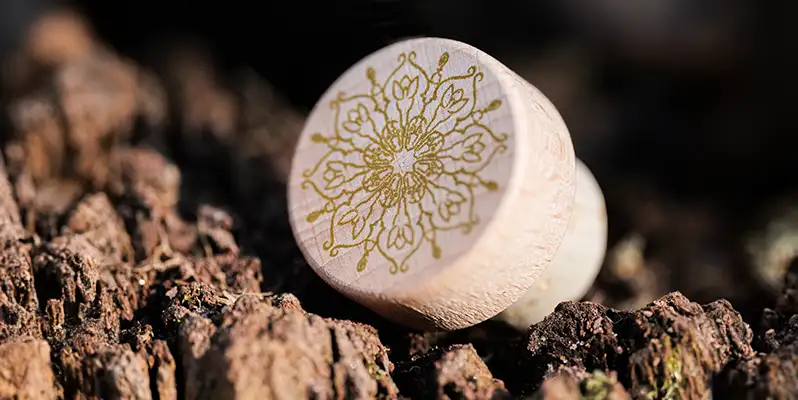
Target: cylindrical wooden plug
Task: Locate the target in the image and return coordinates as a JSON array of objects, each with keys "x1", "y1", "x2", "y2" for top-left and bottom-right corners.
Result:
[{"x1": 288, "y1": 37, "x2": 579, "y2": 331}]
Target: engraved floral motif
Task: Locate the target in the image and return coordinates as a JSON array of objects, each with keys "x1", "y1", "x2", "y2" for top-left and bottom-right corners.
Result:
[{"x1": 301, "y1": 50, "x2": 508, "y2": 274}]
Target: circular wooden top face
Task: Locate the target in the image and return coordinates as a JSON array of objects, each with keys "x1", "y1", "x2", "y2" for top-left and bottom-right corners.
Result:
[{"x1": 288, "y1": 38, "x2": 522, "y2": 297}]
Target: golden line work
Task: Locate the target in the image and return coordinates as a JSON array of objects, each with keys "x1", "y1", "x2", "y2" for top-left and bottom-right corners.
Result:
[{"x1": 300, "y1": 50, "x2": 509, "y2": 274}]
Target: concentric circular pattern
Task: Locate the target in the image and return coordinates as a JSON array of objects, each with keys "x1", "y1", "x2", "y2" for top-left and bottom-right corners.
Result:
[{"x1": 288, "y1": 37, "x2": 576, "y2": 330}]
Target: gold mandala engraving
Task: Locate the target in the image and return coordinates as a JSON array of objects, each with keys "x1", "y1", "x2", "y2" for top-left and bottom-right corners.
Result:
[{"x1": 302, "y1": 50, "x2": 509, "y2": 274}]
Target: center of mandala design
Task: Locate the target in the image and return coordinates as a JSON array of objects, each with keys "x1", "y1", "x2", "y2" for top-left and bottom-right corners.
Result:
[
  {"x1": 301, "y1": 49, "x2": 509, "y2": 275},
  {"x1": 391, "y1": 149, "x2": 417, "y2": 173}
]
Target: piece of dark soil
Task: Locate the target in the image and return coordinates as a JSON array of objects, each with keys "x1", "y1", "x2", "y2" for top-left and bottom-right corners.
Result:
[
  {"x1": 393, "y1": 344, "x2": 511, "y2": 399},
  {"x1": 713, "y1": 261, "x2": 798, "y2": 399},
  {"x1": 530, "y1": 368, "x2": 630, "y2": 400},
  {"x1": 509, "y1": 292, "x2": 754, "y2": 398}
]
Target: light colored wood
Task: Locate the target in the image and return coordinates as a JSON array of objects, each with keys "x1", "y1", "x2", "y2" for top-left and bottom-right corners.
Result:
[
  {"x1": 288, "y1": 37, "x2": 576, "y2": 330},
  {"x1": 495, "y1": 158, "x2": 607, "y2": 330}
]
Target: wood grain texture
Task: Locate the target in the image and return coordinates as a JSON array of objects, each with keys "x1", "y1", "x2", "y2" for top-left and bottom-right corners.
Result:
[
  {"x1": 288, "y1": 37, "x2": 576, "y2": 330},
  {"x1": 495, "y1": 158, "x2": 607, "y2": 330}
]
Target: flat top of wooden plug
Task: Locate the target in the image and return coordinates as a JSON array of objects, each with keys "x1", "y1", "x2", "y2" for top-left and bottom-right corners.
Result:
[{"x1": 288, "y1": 37, "x2": 574, "y2": 312}]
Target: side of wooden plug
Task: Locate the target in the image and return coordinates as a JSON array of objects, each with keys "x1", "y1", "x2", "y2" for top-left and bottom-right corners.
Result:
[{"x1": 495, "y1": 158, "x2": 607, "y2": 330}]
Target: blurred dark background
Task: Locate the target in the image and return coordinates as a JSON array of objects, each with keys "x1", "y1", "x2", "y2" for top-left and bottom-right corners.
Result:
[
  {"x1": 50, "y1": 0, "x2": 790, "y2": 198},
  {"x1": 0, "y1": 0, "x2": 795, "y2": 321}
]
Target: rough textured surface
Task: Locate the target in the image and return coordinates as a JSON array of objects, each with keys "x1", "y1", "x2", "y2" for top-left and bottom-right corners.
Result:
[
  {"x1": 175, "y1": 292, "x2": 398, "y2": 400},
  {"x1": 714, "y1": 261, "x2": 798, "y2": 398},
  {"x1": 393, "y1": 344, "x2": 511, "y2": 399},
  {"x1": 510, "y1": 292, "x2": 754, "y2": 398},
  {"x1": 530, "y1": 368, "x2": 630, "y2": 400},
  {"x1": 0, "y1": 339, "x2": 58, "y2": 399},
  {"x1": 0, "y1": 5, "x2": 795, "y2": 399}
]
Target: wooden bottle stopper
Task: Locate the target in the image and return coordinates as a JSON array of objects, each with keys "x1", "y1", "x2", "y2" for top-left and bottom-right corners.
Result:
[
  {"x1": 288, "y1": 37, "x2": 577, "y2": 330},
  {"x1": 495, "y1": 158, "x2": 607, "y2": 330}
]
